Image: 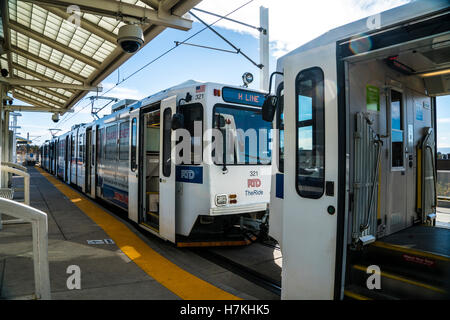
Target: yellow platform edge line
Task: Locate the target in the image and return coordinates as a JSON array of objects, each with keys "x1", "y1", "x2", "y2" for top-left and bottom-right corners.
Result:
[
  {"x1": 372, "y1": 241, "x2": 450, "y2": 262},
  {"x1": 37, "y1": 168, "x2": 240, "y2": 300},
  {"x1": 353, "y1": 264, "x2": 446, "y2": 294},
  {"x1": 343, "y1": 290, "x2": 372, "y2": 300}
]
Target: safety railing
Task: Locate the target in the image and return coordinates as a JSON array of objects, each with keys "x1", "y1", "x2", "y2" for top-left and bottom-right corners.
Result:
[
  {"x1": 0, "y1": 165, "x2": 30, "y2": 205},
  {"x1": 352, "y1": 113, "x2": 381, "y2": 248},
  {"x1": 0, "y1": 198, "x2": 51, "y2": 300},
  {"x1": 1, "y1": 161, "x2": 28, "y2": 173}
]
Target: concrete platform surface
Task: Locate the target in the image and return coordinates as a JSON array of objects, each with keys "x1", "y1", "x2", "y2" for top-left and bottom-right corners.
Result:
[{"x1": 0, "y1": 167, "x2": 279, "y2": 300}]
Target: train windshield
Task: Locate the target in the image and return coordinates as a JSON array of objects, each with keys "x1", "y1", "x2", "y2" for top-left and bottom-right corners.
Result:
[{"x1": 213, "y1": 104, "x2": 272, "y2": 165}]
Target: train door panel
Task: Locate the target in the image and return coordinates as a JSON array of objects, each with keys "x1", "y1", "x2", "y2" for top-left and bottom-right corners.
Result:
[
  {"x1": 282, "y1": 43, "x2": 340, "y2": 299},
  {"x1": 86, "y1": 128, "x2": 92, "y2": 195},
  {"x1": 387, "y1": 88, "x2": 408, "y2": 233},
  {"x1": 128, "y1": 110, "x2": 139, "y2": 223},
  {"x1": 65, "y1": 136, "x2": 69, "y2": 182},
  {"x1": 78, "y1": 131, "x2": 85, "y2": 190},
  {"x1": 90, "y1": 126, "x2": 97, "y2": 198},
  {"x1": 159, "y1": 96, "x2": 177, "y2": 242}
]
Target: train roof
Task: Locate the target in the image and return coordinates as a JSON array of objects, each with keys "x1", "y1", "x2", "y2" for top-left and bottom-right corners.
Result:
[
  {"x1": 277, "y1": 0, "x2": 449, "y2": 66},
  {"x1": 44, "y1": 79, "x2": 266, "y2": 144}
]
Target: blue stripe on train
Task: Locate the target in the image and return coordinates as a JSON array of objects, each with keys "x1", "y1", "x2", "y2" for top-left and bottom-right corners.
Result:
[{"x1": 102, "y1": 183, "x2": 128, "y2": 209}]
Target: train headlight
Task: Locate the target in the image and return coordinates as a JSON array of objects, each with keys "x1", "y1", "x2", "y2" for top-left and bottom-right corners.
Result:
[{"x1": 215, "y1": 194, "x2": 228, "y2": 206}]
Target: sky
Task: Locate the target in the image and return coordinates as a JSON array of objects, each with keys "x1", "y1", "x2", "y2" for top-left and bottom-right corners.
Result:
[{"x1": 10, "y1": 0, "x2": 449, "y2": 150}]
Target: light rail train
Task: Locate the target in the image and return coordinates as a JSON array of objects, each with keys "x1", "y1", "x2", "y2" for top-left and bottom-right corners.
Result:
[{"x1": 40, "y1": 80, "x2": 272, "y2": 246}]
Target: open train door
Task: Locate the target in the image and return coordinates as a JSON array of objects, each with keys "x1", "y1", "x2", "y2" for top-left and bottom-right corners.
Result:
[
  {"x1": 159, "y1": 96, "x2": 177, "y2": 242},
  {"x1": 281, "y1": 44, "x2": 341, "y2": 299},
  {"x1": 128, "y1": 108, "x2": 140, "y2": 223}
]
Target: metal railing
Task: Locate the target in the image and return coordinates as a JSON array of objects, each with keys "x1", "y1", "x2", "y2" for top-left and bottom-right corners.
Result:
[
  {"x1": 352, "y1": 113, "x2": 380, "y2": 248},
  {"x1": 0, "y1": 165, "x2": 30, "y2": 205},
  {"x1": 0, "y1": 198, "x2": 51, "y2": 300},
  {"x1": 1, "y1": 161, "x2": 28, "y2": 172}
]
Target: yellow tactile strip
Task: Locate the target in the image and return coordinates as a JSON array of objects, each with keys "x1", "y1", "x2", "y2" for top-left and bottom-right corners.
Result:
[{"x1": 37, "y1": 167, "x2": 240, "y2": 300}]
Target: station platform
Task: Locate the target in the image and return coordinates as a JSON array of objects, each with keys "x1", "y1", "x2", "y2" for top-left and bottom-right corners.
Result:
[{"x1": 0, "y1": 167, "x2": 280, "y2": 300}]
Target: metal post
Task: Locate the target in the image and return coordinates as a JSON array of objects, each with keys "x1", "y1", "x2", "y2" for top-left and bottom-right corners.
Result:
[{"x1": 259, "y1": 6, "x2": 269, "y2": 92}]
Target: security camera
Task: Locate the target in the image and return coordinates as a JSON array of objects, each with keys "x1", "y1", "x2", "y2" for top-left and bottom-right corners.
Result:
[
  {"x1": 117, "y1": 24, "x2": 144, "y2": 53},
  {"x1": 242, "y1": 72, "x2": 254, "y2": 87},
  {"x1": 52, "y1": 113, "x2": 60, "y2": 123}
]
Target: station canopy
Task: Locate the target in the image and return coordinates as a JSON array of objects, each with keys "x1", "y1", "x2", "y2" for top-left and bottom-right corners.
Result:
[{"x1": 0, "y1": 0, "x2": 200, "y2": 113}]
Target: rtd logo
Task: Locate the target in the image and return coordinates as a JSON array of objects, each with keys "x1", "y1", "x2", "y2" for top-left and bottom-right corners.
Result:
[
  {"x1": 181, "y1": 170, "x2": 195, "y2": 180},
  {"x1": 248, "y1": 178, "x2": 261, "y2": 188}
]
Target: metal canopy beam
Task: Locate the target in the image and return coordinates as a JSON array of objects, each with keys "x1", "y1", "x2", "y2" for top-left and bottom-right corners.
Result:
[
  {"x1": 160, "y1": 0, "x2": 180, "y2": 12},
  {"x1": 140, "y1": 0, "x2": 161, "y2": 11},
  {"x1": 14, "y1": 87, "x2": 65, "y2": 108},
  {"x1": 12, "y1": 77, "x2": 70, "y2": 101},
  {"x1": 11, "y1": 46, "x2": 88, "y2": 83},
  {"x1": 12, "y1": 63, "x2": 76, "y2": 94},
  {"x1": 3, "y1": 105, "x2": 69, "y2": 113},
  {"x1": 41, "y1": 5, "x2": 117, "y2": 44},
  {"x1": 20, "y1": 0, "x2": 192, "y2": 31},
  {"x1": 0, "y1": 77, "x2": 100, "y2": 91},
  {"x1": 10, "y1": 20, "x2": 102, "y2": 69},
  {"x1": 13, "y1": 92, "x2": 59, "y2": 110}
]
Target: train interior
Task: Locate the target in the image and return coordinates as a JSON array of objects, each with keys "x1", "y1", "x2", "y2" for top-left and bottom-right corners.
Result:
[
  {"x1": 141, "y1": 109, "x2": 161, "y2": 232},
  {"x1": 344, "y1": 32, "x2": 450, "y2": 299}
]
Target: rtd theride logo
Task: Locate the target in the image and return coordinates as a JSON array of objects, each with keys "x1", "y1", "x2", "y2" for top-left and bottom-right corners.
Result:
[{"x1": 248, "y1": 178, "x2": 261, "y2": 188}]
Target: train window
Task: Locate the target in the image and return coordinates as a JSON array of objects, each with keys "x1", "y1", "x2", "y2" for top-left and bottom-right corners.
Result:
[
  {"x1": 162, "y1": 108, "x2": 172, "y2": 177},
  {"x1": 277, "y1": 83, "x2": 284, "y2": 173},
  {"x1": 71, "y1": 135, "x2": 75, "y2": 161},
  {"x1": 391, "y1": 90, "x2": 404, "y2": 168},
  {"x1": 179, "y1": 103, "x2": 203, "y2": 164},
  {"x1": 131, "y1": 119, "x2": 137, "y2": 171},
  {"x1": 79, "y1": 134, "x2": 84, "y2": 163},
  {"x1": 98, "y1": 128, "x2": 104, "y2": 161},
  {"x1": 295, "y1": 67, "x2": 325, "y2": 199},
  {"x1": 119, "y1": 122, "x2": 130, "y2": 160},
  {"x1": 105, "y1": 125, "x2": 118, "y2": 160},
  {"x1": 212, "y1": 104, "x2": 272, "y2": 165}
]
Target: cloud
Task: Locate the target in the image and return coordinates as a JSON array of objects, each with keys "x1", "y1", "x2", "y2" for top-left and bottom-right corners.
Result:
[
  {"x1": 195, "y1": 0, "x2": 410, "y2": 58},
  {"x1": 438, "y1": 118, "x2": 450, "y2": 124}
]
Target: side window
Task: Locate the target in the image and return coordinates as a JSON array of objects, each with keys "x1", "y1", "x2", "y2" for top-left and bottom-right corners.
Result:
[
  {"x1": 296, "y1": 67, "x2": 325, "y2": 199},
  {"x1": 71, "y1": 135, "x2": 75, "y2": 161},
  {"x1": 391, "y1": 90, "x2": 404, "y2": 168},
  {"x1": 79, "y1": 134, "x2": 84, "y2": 163},
  {"x1": 131, "y1": 118, "x2": 137, "y2": 170},
  {"x1": 162, "y1": 108, "x2": 172, "y2": 177},
  {"x1": 105, "y1": 125, "x2": 118, "y2": 160},
  {"x1": 277, "y1": 83, "x2": 284, "y2": 173},
  {"x1": 179, "y1": 103, "x2": 203, "y2": 164},
  {"x1": 97, "y1": 128, "x2": 104, "y2": 161},
  {"x1": 119, "y1": 122, "x2": 130, "y2": 160}
]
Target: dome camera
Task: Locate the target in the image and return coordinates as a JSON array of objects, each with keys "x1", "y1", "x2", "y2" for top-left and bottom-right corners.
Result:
[
  {"x1": 117, "y1": 24, "x2": 144, "y2": 54},
  {"x1": 52, "y1": 112, "x2": 60, "y2": 123}
]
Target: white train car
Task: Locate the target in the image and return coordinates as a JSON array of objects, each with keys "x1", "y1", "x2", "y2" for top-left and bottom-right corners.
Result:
[
  {"x1": 262, "y1": 0, "x2": 449, "y2": 299},
  {"x1": 43, "y1": 80, "x2": 272, "y2": 246}
]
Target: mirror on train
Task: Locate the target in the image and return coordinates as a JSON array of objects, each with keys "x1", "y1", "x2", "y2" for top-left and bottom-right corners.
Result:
[
  {"x1": 171, "y1": 113, "x2": 185, "y2": 130},
  {"x1": 214, "y1": 114, "x2": 226, "y2": 129},
  {"x1": 262, "y1": 95, "x2": 278, "y2": 122}
]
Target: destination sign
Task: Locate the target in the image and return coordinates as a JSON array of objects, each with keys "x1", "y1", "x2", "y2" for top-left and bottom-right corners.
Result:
[{"x1": 222, "y1": 87, "x2": 265, "y2": 107}]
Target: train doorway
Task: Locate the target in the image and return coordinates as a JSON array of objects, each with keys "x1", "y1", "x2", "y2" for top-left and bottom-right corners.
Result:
[{"x1": 137, "y1": 96, "x2": 177, "y2": 242}]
